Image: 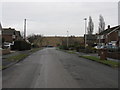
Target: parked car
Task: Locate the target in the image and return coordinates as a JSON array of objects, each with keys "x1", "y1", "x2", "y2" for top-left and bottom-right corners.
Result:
[
  {"x1": 4, "y1": 42, "x2": 14, "y2": 49},
  {"x1": 94, "y1": 45, "x2": 107, "y2": 49}
]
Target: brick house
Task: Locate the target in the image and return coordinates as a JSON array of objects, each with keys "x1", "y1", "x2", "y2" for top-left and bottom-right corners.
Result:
[
  {"x1": 2, "y1": 27, "x2": 22, "y2": 43},
  {"x1": 97, "y1": 25, "x2": 120, "y2": 47}
]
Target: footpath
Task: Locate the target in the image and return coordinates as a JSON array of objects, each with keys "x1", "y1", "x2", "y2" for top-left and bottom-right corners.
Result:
[
  {"x1": 75, "y1": 52, "x2": 119, "y2": 62},
  {"x1": 62, "y1": 49, "x2": 120, "y2": 68},
  {"x1": 2, "y1": 48, "x2": 41, "y2": 70}
]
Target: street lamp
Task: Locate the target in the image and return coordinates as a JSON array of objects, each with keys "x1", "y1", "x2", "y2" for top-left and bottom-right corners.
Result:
[
  {"x1": 24, "y1": 19, "x2": 27, "y2": 40},
  {"x1": 84, "y1": 18, "x2": 87, "y2": 48}
]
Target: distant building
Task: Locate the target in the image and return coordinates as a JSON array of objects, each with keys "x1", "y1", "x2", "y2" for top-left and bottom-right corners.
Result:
[
  {"x1": 97, "y1": 25, "x2": 120, "y2": 47},
  {"x1": 2, "y1": 27, "x2": 22, "y2": 43}
]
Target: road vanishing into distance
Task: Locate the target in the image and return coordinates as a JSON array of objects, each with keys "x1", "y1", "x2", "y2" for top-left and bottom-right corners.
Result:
[{"x1": 3, "y1": 48, "x2": 118, "y2": 88}]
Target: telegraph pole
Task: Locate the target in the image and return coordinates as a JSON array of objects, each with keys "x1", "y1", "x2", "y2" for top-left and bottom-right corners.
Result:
[
  {"x1": 24, "y1": 19, "x2": 26, "y2": 40},
  {"x1": 84, "y1": 18, "x2": 87, "y2": 48}
]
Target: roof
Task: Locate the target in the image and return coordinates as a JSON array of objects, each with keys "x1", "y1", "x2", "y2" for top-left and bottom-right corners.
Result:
[
  {"x1": 99, "y1": 25, "x2": 120, "y2": 35},
  {"x1": 2, "y1": 28, "x2": 21, "y2": 37},
  {"x1": 2, "y1": 28, "x2": 15, "y2": 35}
]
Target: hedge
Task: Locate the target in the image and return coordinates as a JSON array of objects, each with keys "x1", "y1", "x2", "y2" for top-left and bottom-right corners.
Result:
[{"x1": 11, "y1": 40, "x2": 31, "y2": 51}]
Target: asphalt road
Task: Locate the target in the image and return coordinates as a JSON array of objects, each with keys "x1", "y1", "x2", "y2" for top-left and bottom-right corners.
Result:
[{"x1": 3, "y1": 48, "x2": 118, "y2": 88}]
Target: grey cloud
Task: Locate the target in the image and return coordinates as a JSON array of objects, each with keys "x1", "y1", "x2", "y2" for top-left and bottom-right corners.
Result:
[{"x1": 2, "y1": 2, "x2": 118, "y2": 36}]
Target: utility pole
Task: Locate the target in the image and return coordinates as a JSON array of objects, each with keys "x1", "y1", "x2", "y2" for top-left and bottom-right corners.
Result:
[
  {"x1": 24, "y1": 19, "x2": 26, "y2": 40},
  {"x1": 84, "y1": 18, "x2": 87, "y2": 48}
]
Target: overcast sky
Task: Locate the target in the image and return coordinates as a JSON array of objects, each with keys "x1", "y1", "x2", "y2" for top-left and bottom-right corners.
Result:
[{"x1": 1, "y1": 1, "x2": 119, "y2": 36}]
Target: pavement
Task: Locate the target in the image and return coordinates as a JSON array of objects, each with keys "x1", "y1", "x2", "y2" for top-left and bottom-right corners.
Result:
[
  {"x1": 2, "y1": 49, "x2": 34, "y2": 69},
  {"x1": 2, "y1": 48, "x2": 118, "y2": 88},
  {"x1": 75, "y1": 52, "x2": 119, "y2": 62}
]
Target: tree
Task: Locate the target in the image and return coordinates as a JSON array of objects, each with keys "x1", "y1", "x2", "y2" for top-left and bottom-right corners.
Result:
[
  {"x1": 98, "y1": 15, "x2": 105, "y2": 33},
  {"x1": 87, "y1": 16, "x2": 94, "y2": 35},
  {"x1": 27, "y1": 34, "x2": 44, "y2": 47}
]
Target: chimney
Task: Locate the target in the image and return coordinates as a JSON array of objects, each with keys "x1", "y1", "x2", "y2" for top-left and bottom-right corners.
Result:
[{"x1": 108, "y1": 25, "x2": 110, "y2": 29}]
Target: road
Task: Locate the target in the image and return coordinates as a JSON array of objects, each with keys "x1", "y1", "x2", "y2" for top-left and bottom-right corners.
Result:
[{"x1": 3, "y1": 48, "x2": 118, "y2": 88}]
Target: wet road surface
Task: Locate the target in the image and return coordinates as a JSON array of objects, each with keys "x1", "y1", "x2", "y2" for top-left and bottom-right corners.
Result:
[{"x1": 3, "y1": 48, "x2": 118, "y2": 88}]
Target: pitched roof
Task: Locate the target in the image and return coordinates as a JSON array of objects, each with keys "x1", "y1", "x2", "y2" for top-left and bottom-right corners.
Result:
[
  {"x1": 2, "y1": 28, "x2": 15, "y2": 35},
  {"x1": 99, "y1": 25, "x2": 120, "y2": 35},
  {"x1": 2, "y1": 28, "x2": 21, "y2": 37}
]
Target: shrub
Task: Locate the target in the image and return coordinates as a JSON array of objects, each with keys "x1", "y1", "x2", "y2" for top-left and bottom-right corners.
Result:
[
  {"x1": 59, "y1": 45, "x2": 69, "y2": 50},
  {"x1": 32, "y1": 44, "x2": 39, "y2": 48},
  {"x1": 85, "y1": 46, "x2": 97, "y2": 53},
  {"x1": 11, "y1": 40, "x2": 31, "y2": 51}
]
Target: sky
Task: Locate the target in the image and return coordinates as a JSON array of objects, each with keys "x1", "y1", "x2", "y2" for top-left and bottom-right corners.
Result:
[
  {"x1": 118, "y1": 1, "x2": 120, "y2": 25},
  {"x1": 1, "y1": 0, "x2": 119, "y2": 36}
]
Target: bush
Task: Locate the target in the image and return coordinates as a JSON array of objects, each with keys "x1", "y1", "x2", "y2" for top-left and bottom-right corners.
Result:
[
  {"x1": 74, "y1": 45, "x2": 80, "y2": 52},
  {"x1": 11, "y1": 40, "x2": 31, "y2": 51},
  {"x1": 32, "y1": 44, "x2": 39, "y2": 48},
  {"x1": 91, "y1": 47, "x2": 97, "y2": 53},
  {"x1": 59, "y1": 45, "x2": 69, "y2": 50},
  {"x1": 84, "y1": 46, "x2": 97, "y2": 53}
]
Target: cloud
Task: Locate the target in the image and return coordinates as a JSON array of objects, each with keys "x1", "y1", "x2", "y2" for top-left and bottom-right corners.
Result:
[{"x1": 2, "y1": 2, "x2": 118, "y2": 36}]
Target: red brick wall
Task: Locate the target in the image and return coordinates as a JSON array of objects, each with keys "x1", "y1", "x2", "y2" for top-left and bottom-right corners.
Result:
[
  {"x1": 106, "y1": 31, "x2": 118, "y2": 43},
  {"x1": 2, "y1": 35, "x2": 13, "y2": 42},
  {"x1": 107, "y1": 52, "x2": 120, "y2": 60}
]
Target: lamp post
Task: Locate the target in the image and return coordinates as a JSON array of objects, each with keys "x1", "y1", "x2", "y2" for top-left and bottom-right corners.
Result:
[
  {"x1": 84, "y1": 18, "x2": 87, "y2": 48},
  {"x1": 24, "y1": 19, "x2": 27, "y2": 40}
]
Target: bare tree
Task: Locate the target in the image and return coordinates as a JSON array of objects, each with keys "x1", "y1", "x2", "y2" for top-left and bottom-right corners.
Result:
[
  {"x1": 27, "y1": 34, "x2": 44, "y2": 47},
  {"x1": 20, "y1": 31, "x2": 24, "y2": 38},
  {"x1": 98, "y1": 15, "x2": 105, "y2": 33},
  {"x1": 87, "y1": 16, "x2": 94, "y2": 35}
]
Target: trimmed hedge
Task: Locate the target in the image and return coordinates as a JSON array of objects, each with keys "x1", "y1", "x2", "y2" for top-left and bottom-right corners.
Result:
[
  {"x1": 11, "y1": 40, "x2": 31, "y2": 51},
  {"x1": 59, "y1": 45, "x2": 69, "y2": 50}
]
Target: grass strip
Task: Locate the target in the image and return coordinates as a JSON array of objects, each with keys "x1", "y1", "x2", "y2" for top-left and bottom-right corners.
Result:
[
  {"x1": 66, "y1": 50, "x2": 76, "y2": 54},
  {"x1": 7, "y1": 48, "x2": 42, "y2": 62},
  {"x1": 0, "y1": 65, "x2": 2, "y2": 70},
  {"x1": 2, "y1": 48, "x2": 42, "y2": 70},
  {"x1": 7, "y1": 54, "x2": 28, "y2": 62},
  {"x1": 80, "y1": 55, "x2": 120, "y2": 68},
  {"x1": 30, "y1": 48, "x2": 42, "y2": 53}
]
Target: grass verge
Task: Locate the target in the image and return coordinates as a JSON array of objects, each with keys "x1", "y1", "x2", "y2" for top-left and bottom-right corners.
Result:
[
  {"x1": 30, "y1": 48, "x2": 42, "y2": 53},
  {"x1": 66, "y1": 50, "x2": 76, "y2": 54},
  {"x1": 80, "y1": 55, "x2": 120, "y2": 68},
  {"x1": 7, "y1": 48, "x2": 42, "y2": 62},
  {"x1": 2, "y1": 48, "x2": 42, "y2": 70},
  {"x1": 57, "y1": 48, "x2": 76, "y2": 54},
  {"x1": 7, "y1": 54, "x2": 28, "y2": 62}
]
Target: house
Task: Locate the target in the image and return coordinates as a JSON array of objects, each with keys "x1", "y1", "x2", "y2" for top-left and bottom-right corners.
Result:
[
  {"x1": 97, "y1": 25, "x2": 120, "y2": 47},
  {"x1": 2, "y1": 27, "x2": 22, "y2": 43}
]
